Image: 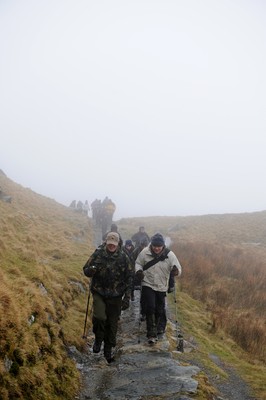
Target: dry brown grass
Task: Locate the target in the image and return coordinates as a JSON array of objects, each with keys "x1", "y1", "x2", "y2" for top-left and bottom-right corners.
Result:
[
  {"x1": 1, "y1": 170, "x2": 266, "y2": 398},
  {"x1": 170, "y1": 240, "x2": 266, "y2": 363},
  {"x1": 0, "y1": 172, "x2": 93, "y2": 399}
]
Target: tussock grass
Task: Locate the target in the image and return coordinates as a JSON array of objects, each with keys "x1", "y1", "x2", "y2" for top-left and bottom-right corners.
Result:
[
  {"x1": 172, "y1": 241, "x2": 266, "y2": 363},
  {"x1": 0, "y1": 173, "x2": 92, "y2": 399},
  {"x1": 167, "y1": 288, "x2": 266, "y2": 400},
  {"x1": 1, "y1": 171, "x2": 266, "y2": 399}
]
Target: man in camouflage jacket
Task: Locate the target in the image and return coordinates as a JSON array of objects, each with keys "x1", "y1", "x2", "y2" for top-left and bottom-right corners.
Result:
[{"x1": 83, "y1": 232, "x2": 133, "y2": 362}]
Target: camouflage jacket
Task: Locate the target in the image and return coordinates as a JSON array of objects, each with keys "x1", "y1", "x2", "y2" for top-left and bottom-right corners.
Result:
[{"x1": 83, "y1": 246, "x2": 133, "y2": 298}]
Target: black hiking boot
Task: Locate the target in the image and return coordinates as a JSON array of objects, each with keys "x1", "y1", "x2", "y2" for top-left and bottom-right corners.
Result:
[
  {"x1": 104, "y1": 346, "x2": 115, "y2": 363},
  {"x1": 92, "y1": 340, "x2": 102, "y2": 353},
  {"x1": 147, "y1": 336, "x2": 158, "y2": 345}
]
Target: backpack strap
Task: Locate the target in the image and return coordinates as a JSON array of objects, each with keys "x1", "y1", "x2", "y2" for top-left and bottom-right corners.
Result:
[{"x1": 143, "y1": 248, "x2": 170, "y2": 271}]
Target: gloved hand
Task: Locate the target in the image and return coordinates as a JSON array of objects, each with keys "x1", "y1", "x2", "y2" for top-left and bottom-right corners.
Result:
[
  {"x1": 83, "y1": 265, "x2": 97, "y2": 277},
  {"x1": 121, "y1": 296, "x2": 130, "y2": 311},
  {"x1": 171, "y1": 266, "x2": 179, "y2": 276},
  {"x1": 135, "y1": 270, "x2": 144, "y2": 281},
  {"x1": 167, "y1": 286, "x2": 175, "y2": 293}
]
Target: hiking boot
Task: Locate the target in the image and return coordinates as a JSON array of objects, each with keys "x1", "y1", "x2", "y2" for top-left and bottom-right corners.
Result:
[
  {"x1": 148, "y1": 336, "x2": 158, "y2": 345},
  {"x1": 104, "y1": 346, "x2": 114, "y2": 363},
  {"x1": 92, "y1": 340, "x2": 102, "y2": 353}
]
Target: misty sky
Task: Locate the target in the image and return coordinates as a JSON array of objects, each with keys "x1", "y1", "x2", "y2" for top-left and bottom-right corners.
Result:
[{"x1": 0, "y1": 0, "x2": 265, "y2": 220}]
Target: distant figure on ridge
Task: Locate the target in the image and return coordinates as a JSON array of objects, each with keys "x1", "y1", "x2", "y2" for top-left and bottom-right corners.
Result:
[
  {"x1": 91, "y1": 199, "x2": 102, "y2": 225},
  {"x1": 69, "y1": 200, "x2": 76, "y2": 209},
  {"x1": 82, "y1": 200, "x2": 90, "y2": 216}
]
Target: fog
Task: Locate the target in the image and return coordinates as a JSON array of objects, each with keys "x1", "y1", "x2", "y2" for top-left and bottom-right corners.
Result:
[{"x1": 0, "y1": 0, "x2": 265, "y2": 220}]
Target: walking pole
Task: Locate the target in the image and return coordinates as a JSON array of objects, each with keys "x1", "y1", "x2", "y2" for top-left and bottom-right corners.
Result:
[
  {"x1": 82, "y1": 279, "x2": 92, "y2": 339},
  {"x1": 174, "y1": 280, "x2": 184, "y2": 352},
  {"x1": 137, "y1": 283, "x2": 142, "y2": 344}
]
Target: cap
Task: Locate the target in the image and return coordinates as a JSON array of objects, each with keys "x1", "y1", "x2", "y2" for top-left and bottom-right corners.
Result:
[
  {"x1": 151, "y1": 233, "x2": 165, "y2": 247},
  {"x1": 106, "y1": 232, "x2": 119, "y2": 245},
  {"x1": 125, "y1": 239, "x2": 133, "y2": 246}
]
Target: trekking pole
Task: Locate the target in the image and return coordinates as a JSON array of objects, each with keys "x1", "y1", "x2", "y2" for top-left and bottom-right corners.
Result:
[
  {"x1": 137, "y1": 283, "x2": 142, "y2": 344},
  {"x1": 82, "y1": 279, "x2": 92, "y2": 339},
  {"x1": 174, "y1": 280, "x2": 184, "y2": 352}
]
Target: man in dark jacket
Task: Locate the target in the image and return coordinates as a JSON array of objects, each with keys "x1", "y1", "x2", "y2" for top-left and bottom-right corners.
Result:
[
  {"x1": 83, "y1": 232, "x2": 133, "y2": 362},
  {"x1": 122, "y1": 239, "x2": 135, "y2": 300},
  {"x1": 131, "y1": 226, "x2": 150, "y2": 248}
]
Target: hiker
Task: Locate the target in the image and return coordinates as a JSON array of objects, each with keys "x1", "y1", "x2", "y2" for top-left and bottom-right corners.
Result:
[
  {"x1": 69, "y1": 200, "x2": 76, "y2": 209},
  {"x1": 76, "y1": 200, "x2": 83, "y2": 213},
  {"x1": 82, "y1": 200, "x2": 90, "y2": 216},
  {"x1": 131, "y1": 237, "x2": 150, "y2": 318},
  {"x1": 91, "y1": 199, "x2": 102, "y2": 225},
  {"x1": 102, "y1": 223, "x2": 123, "y2": 247},
  {"x1": 104, "y1": 197, "x2": 116, "y2": 228},
  {"x1": 83, "y1": 232, "x2": 133, "y2": 363},
  {"x1": 135, "y1": 233, "x2": 182, "y2": 344},
  {"x1": 131, "y1": 226, "x2": 150, "y2": 248},
  {"x1": 122, "y1": 239, "x2": 135, "y2": 300}
]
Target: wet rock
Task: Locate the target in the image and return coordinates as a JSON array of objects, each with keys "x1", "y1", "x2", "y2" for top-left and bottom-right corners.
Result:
[{"x1": 77, "y1": 291, "x2": 200, "y2": 399}]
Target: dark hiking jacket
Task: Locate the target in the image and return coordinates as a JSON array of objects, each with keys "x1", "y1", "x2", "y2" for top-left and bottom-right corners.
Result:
[{"x1": 83, "y1": 246, "x2": 133, "y2": 298}]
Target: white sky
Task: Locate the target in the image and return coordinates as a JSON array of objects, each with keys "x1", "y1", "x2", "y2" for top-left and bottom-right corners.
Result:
[{"x1": 0, "y1": 0, "x2": 265, "y2": 220}]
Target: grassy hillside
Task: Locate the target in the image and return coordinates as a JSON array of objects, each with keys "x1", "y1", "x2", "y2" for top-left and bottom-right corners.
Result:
[
  {"x1": 1, "y1": 170, "x2": 265, "y2": 399},
  {"x1": 0, "y1": 171, "x2": 94, "y2": 399}
]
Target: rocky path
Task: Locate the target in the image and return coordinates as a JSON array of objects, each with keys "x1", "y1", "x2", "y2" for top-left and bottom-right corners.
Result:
[
  {"x1": 75, "y1": 290, "x2": 200, "y2": 400},
  {"x1": 70, "y1": 291, "x2": 257, "y2": 400},
  {"x1": 70, "y1": 226, "x2": 258, "y2": 399}
]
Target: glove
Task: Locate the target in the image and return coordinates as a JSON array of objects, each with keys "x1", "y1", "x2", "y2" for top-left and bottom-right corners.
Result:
[
  {"x1": 121, "y1": 296, "x2": 130, "y2": 311},
  {"x1": 135, "y1": 270, "x2": 144, "y2": 281},
  {"x1": 171, "y1": 266, "x2": 179, "y2": 276},
  {"x1": 84, "y1": 265, "x2": 97, "y2": 277}
]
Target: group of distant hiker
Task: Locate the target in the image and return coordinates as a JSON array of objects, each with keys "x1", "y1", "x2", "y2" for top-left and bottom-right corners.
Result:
[
  {"x1": 69, "y1": 197, "x2": 116, "y2": 236},
  {"x1": 69, "y1": 200, "x2": 90, "y2": 216},
  {"x1": 83, "y1": 224, "x2": 182, "y2": 363},
  {"x1": 91, "y1": 197, "x2": 116, "y2": 236}
]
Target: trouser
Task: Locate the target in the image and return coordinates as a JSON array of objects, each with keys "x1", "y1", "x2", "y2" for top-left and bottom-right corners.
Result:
[
  {"x1": 92, "y1": 292, "x2": 122, "y2": 348},
  {"x1": 141, "y1": 286, "x2": 167, "y2": 337}
]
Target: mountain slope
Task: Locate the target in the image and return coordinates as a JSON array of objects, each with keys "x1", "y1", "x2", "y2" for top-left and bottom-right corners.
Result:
[
  {"x1": 0, "y1": 171, "x2": 93, "y2": 399},
  {"x1": 1, "y1": 170, "x2": 265, "y2": 399}
]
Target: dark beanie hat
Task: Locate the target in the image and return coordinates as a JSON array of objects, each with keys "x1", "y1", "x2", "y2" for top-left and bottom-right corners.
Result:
[
  {"x1": 125, "y1": 239, "x2": 133, "y2": 246},
  {"x1": 151, "y1": 233, "x2": 165, "y2": 246}
]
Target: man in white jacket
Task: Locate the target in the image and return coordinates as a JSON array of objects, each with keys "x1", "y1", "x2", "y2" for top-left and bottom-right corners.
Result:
[{"x1": 135, "y1": 233, "x2": 182, "y2": 344}]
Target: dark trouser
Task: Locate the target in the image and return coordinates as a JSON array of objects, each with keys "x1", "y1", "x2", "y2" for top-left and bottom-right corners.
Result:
[
  {"x1": 141, "y1": 286, "x2": 167, "y2": 337},
  {"x1": 92, "y1": 292, "x2": 122, "y2": 348}
]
